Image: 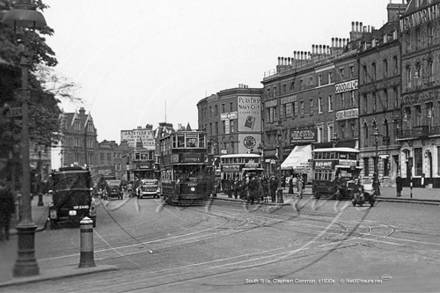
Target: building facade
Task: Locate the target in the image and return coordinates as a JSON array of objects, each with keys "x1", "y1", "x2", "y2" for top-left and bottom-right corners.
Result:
[
  {"x1": 197, "y1": 84, "x2": 263, "y2": 157},
  {"x1": 358, "y1": 3, "x2": 405, "y2": 187},
  {"x1": 53, "y1": 107, "x2": 98, "y2": 170},
  {"x1": 399, "y1": 0, "x2": 440, "y2": 188}
]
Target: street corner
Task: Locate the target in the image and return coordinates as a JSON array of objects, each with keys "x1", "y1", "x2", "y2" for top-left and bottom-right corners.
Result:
[{"x1": 0, "y1": 265, "x2": 119, "y2": 289}]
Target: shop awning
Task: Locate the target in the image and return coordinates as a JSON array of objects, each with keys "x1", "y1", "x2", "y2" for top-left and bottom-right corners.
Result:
[{"x1": 281, "y1": 144, "x2": 312, "y2": 171}]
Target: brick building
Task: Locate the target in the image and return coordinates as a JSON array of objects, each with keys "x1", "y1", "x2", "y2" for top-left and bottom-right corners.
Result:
[{"x1": 399, "y1": 0, "x2": 440, "y2": 188}]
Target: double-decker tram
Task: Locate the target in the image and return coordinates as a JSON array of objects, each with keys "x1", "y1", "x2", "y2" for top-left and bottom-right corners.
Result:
[
  {"x1": 158, "y1": 130, "x2": 215, "y2": 205},
  {"x1": 311, "y1": 147, "x2": 361, "y2": 199}
]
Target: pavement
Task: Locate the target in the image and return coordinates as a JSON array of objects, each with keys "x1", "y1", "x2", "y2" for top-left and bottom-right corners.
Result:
[
  {"x1": 213, "y1": 185, "x2": 440, "y2": 206},
  {"x1": 0, "y1": 185, "x2": 438, "y2": 289},
  {"x1": 0, "y1": 194, "x2": 118, "y2": 289}
]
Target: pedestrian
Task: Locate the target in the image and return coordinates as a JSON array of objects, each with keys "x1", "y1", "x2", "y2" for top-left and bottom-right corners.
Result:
[
  {"x1": 396, "y1": 174, "x2": 403, "y2": 197},
  {"x1": 233, "y1": 176, "x2": 240, "y2": 199},
  {"x1": 297, "y1": 175, "x2": 304, "y2": 198},
  {"x1": 0, "y1": 180, "x2": 15, "y2": 241},
  {"x1": 281, "y1": 175, "x2": 286, "y2": 189},
  {"x1": 269, "y1": 175, "x2": 278, "y2": 203},
  {"x1": 288, "y1": 175, "x2": 294, "y2": 196},
  {"x1": 226, "y1": 177, "x2": 232, "y2": 198},
  {"x1": 247, "y1": 176, "x2": 259, "y2": 205}
]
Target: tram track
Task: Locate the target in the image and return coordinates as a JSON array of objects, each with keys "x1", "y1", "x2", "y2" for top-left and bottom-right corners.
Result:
[{"x1": 19, "y1": 197, "x2": 440, "y2": 293}]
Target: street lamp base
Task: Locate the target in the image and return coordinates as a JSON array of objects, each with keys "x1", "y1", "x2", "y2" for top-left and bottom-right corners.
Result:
[{"x1": 13, "y1": 223, "x2": 39, "y2": 277}]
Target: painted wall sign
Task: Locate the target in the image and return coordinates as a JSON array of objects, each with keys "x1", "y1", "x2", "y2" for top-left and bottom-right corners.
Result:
[
  {"x1": 121, "y1": 129, "x2": 155, "y2": 149},
  {"x1": 335, "y1": 80, "x2": 358, "y2": 94},
  {"x1": 335, "y1": 108, "x2": 359, "y2": 121},
  {"x1": 238, "y1": 96, "x2": 261, "y2": 132},
  {"x1": 400, "y1": 3, "x2": 440, "y2": 32},
  {"x1": 220, "y1": 112, "x2": 238, "y2": 120},
  {"x1": 291, "y1": 129, "x2": 317, "y2": 143}
]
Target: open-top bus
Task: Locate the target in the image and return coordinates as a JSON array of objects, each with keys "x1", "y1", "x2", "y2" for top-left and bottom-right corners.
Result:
[
  {"x1": 311, "y1": 147, "x2": 361, "y2": 200},
  {"x1": 158, "y1": 130, "x2": 214, "y2": 205}
]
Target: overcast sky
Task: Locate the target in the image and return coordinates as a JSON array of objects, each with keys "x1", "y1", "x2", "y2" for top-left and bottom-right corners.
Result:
[{"x1": 42, "y1": 0, "x2": 399, "y2": 142}]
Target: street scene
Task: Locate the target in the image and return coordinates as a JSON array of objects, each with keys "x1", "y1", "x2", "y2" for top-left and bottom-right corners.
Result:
[{"x1": 2, "y1": 0, "x2": 440, "y2": 292}]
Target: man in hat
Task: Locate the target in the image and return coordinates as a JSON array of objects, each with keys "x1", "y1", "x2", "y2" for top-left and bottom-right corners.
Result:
[{"x1": 0, "y1": 180, "x2": 15, "y2": 241}]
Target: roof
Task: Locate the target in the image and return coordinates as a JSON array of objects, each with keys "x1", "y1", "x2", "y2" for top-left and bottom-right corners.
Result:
[{"x1": 312, "y1": 147, "x2": 359, "y2": 153}]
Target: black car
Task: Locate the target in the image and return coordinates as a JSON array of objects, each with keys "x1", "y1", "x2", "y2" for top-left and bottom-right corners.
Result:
[{"x1": 105, "y1": 179, "x2": 123, "y2": 200}]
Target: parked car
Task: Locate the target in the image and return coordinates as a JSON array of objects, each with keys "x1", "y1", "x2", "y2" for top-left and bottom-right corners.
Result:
[
  {"x1": 106, "y1": 179, "x2": 123, "y2": 200},
  {"x1": 48, "y1": 166, "x2": 96, "y2": 229},
  {"x1": 137, "y1": 179, "x2": 160, "y2": 199}
]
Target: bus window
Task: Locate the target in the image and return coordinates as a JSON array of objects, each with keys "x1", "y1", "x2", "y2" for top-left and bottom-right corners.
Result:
[{"x1": 348, "y1": 153, "x2": 357, "y2": 160}]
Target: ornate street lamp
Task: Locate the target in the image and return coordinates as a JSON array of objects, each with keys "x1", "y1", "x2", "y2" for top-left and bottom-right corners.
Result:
[
  {"x1": 373, "y1": 127, "x2": 381, "y2": 196},
  {"x1": 276, "y1": 120, "x2": 284, "y2": 204},
  {"x1": 2, "y1": 0, "x2": 47, "y2": 278}
]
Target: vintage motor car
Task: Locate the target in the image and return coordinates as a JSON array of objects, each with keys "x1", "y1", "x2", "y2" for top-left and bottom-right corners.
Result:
[
  {"x1": 105, "y1": 179, "x2": 123, "y2": 200},
  {"x1": 137, "y1": 179, "x2": 160, "y2": 199},
  {"x1": 48, "y1": 166, "x2": 97, "y2": 229}
]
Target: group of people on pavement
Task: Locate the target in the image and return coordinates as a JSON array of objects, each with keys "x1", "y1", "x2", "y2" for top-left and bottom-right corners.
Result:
[
  {"x1": 287, "y1": 174, "x2": 305, "y2": 198},
  {"x1": 219, "y1": 172, "x2": 305, "y2": 204}
]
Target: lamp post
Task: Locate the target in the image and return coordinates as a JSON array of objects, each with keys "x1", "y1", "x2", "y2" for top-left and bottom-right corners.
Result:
[
  {"x1": 373, "y1": 127, "x2": 381, "y2": 196},
  {"x1": 276, "y1": 120, "x2": 284, "y2": 204},
  {"x1": 2, "y1": 0, "x2": 47, "y2": 277},
  {"x1": 331, "y1": 133, "x2": 339, "y2": 148}
]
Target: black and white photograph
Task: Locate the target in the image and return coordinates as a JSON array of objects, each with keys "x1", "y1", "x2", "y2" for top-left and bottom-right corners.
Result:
[{"x1": 1, "y1": 0, "x2": 440, "y2": 292}]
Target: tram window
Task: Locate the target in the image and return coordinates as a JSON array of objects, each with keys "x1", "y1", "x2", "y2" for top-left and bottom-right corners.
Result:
[
  {"x1": 339, "y1": 152, "x2": 347, "y2": 159},
  {"x1": 348, "y1": 153, "x2": 357, "y2": 160},
  {"x1": 330, "y1": 152, "x2": 335, "y2": 159},
  {"x1": 177, "y1": 135, "x2": 185, "y2": 148},
  {"x1": 317, "y1": 153, "x2": 322, "y2": 159}
]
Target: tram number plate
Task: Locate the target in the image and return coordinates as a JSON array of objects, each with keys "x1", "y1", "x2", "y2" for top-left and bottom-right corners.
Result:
[{"x1": 187, "y1": 183, "x2": 198, "y2": 186}]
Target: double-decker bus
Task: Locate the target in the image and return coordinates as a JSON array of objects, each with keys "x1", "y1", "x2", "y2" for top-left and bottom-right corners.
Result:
[
  {"x1": 158, "y1": 130, "x2": 214, "y2": 205},
  {"x1": 219, "y1": 154, "x2": 264, "y2": 181},
  {"x1": 311, "y1": 147, "x2": 361, "y2": 199}
]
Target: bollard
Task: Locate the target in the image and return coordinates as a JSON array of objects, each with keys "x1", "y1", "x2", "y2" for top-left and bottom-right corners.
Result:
[
  {"x1": 38, "y1": 193, "x2": 44, "y2": 206},
  {"x1": 79, "y1": 217, "x2": 96, "y2": 268},
  {"x1": 276, "y1": 188, "x2": 284, "y2": 204}
]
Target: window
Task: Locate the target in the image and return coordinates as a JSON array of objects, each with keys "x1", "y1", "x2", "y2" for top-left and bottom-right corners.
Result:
[
  {"x1": 317, "y1": 125, "x2": 324, "y2": 143},
  {"x1": 283, "y1": 84, "x2": 286, "y2": 93},
  {"x1": 426, "y1": 102, "x2": 433, "y2": 125},
  {"x1": 230, "y1": 120, "x2": 235, "y2": 133},
  {"x1": 350, "y1": 66, "x2": 355, "y2": 77},
  {"x1": 290, "y1": 81, "x2": 295, "y2": 90},
  {"x1": 363, "y1": 158, "x2": 370, "y2": 176},
  {"x1": 310, "y1": 99, "x2": 314, "y2": 115},
  {"x1": 363, "y1": 65, "x2": 368, "y2": 83},
  {"x1": 428, "y1": 24, "x2": 434, "y2": 45},
  {"x1": 341, "y1": 93, "x2": 345, "y2": 109},
  {"x1": 393, "y1": 87, "x2": 399, "y2": 108},
  {"x1": 428, "y1": 59, "x2": 434, "y2": 85},
  {"x1": 372, "y1": 62, "x2": 376, "y2": 80},
  {"x1": 300, "y1": 80, "x2": 303, "y2": 89},
  {"x1": 328, "y1": 72, "x2": 333, "y2": 84},
  {"x1": 294, "y1": 101, "x2": 298, "y2": 117},
  {"x1": 318, "y1": 97, "x2": 323, "y2": 113},
  {"x1": 215, "y1": 122, "x2": 218, "y2": 134},
  {"x1": 339, "y1": 68, "x2": 344, "y2": 78},
  {"x1": 215, "y1": 105, "x2": 218, "y2": 116},
  {"x1": 384, "y1": 89, "x2": 389, "y2": 109},
  {"x1": 406, "y1": 65, "x2": 412, "y2": 88},
  {"x1": 373, "y1": 92, "x2": 377, "y2": 112},
  {"x1": 328, "y1": 95, "x2": 333, "y2": 112},
  {"x1": 350, "y1": 91, "x2": 356, "y2": 107},
  {"x1": 221, "y1": 104, "x2": 225, "y2": 113},
  {"x1": 415, "y1": 28, "x2": 421, "y2": 48},
  {"x1": 414, "y1": 148, "x2": 422, "y2": 176},
  {"x1": 415, "y1": 105, "x2": 421, "y2": 126},
  {"x1": 318, "y1": 75, "x2": 322, "y2": 86},
  {"x1": 309, "y1": 76, "x2": 314, "y2": 87},
  {"x1": 328, "y1": 125, "x2": 334, "y2": 142},
  {"x1": 383, "y1": 59, "x2": 388, "y2": 78},
  {"x1": 300, "y1": 101, "x2": 304, "y2": 116},
  {"x1": 363, "y1": 122, "x2": 369, "y2": 147},
  {"x1": 222, "y1": 121, "x2": 226, "y2": 133}
]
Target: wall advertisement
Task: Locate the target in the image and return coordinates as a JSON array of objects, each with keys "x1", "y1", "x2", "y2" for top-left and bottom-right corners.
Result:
[
  {"x1": 121, "y1": 129, "x2": 155, "y2": 150},
  {"x1": 238, "y1": 134, "x2": 261, "y2": 154},
  {"x1": 237, "y1": 96, "x2": 261, "y2": 132}
]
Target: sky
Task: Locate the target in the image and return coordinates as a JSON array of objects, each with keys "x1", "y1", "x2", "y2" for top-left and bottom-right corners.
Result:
[{"x1": 42, "y1": 0, "x2": 400, "y2": 143}]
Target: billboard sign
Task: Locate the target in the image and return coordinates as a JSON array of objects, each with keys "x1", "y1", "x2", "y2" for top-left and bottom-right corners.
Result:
[
  {"x1": 237, "y1": 96, "x2": 261, "y2": 132},
  {"x1": 121, "y1": 128, "x2": 155, "y2": 150}
]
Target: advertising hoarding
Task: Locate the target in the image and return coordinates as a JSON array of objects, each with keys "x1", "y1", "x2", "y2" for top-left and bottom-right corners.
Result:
[{"x1": 121, "y1": 129, "x2": 155, "y2": 150}]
